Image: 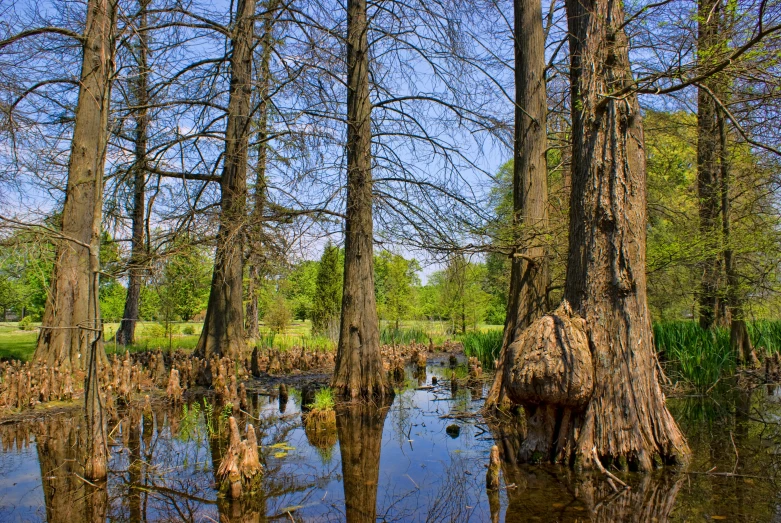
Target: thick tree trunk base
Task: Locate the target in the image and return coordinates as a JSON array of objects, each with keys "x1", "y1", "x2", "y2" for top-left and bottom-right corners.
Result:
[{"x1": 496, "y1": 302, "x2": 688, "y2": 470}]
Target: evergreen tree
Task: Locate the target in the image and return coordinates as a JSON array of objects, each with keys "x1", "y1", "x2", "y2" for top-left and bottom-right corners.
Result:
[{"x1": 312, "y1": 243, "x2": 343, "y2": 340}]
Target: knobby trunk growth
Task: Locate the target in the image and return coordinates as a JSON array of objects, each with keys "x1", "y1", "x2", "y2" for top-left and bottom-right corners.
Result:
[
  {"x1": 493, "y1": 0, "x2": 690, "y2": 470},
  {"x1": 34, "y1": 0, "x2": 117, "y2": 371},
  {"x1": 332, "y1": 0, "x2": 392, "y2": 398},
  {"x1": 485, "y1": 0, "x2": 550, "y2": 410},
  {"x1": 116, "y1": 0, "x2": 150, "y2": 347},
  {"x1": 195, "y1": 0, "x2": 256, "y2": 366}
]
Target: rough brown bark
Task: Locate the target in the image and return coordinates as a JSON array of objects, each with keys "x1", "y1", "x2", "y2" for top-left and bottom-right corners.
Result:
[
  {"x1": 246, "y1": 0, "x2": 278, "y2": 343},
  {"x1": 34, "y1": 0, "x2": 117, "y2": 371},
  {"x1": 116, "y1": 0, "x2": 150, "y2": 347},
  {"x1": 485, "y1": 0, "x2": 550, "y2": 410},
  {"x1": 336, "y1": 400, "x2": 391, "y2": 522},
  {"x1": 496, "y1": 0, "x2": 690, "y2": 470},
  {"x1": 194, "y1": 0, "x2": 256, "y2": 364},
  {"x1": 332, "y1": 0, "x2": 392, "y2": 398},
  {"x1": 697, "y1": 0, "x2": 722, "y2": 331}
]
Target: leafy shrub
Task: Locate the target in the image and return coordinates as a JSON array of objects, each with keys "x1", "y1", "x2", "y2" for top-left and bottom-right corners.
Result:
[
  {"x1": 182, "y1": 324, "x2": 196, "y2": 336},
  {"x1": 18, "y1": 316, "x2": 33, "y2": 331}
]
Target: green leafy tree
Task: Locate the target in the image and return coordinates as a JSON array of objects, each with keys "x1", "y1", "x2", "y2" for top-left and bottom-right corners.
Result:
[
  {"x1": 286, "y1": 260, "x2": 319, "y2": 321},
  {"x1": 312, "y1": 242, "x2": 343, "y2": 340},
  {"x1": 374, "y1": 251, "x2": 420, "y2": 329}
]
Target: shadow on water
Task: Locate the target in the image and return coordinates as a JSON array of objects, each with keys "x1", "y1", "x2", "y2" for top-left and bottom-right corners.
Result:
[{"x1": 4, "y1": 364, "x2": 781, "y2": 521}]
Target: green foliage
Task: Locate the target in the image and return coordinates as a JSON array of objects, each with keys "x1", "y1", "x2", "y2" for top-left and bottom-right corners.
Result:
[
  {"x1": 375, "y1": 251, "x2": 421, "y2": 328},
  {"x1": 748, "y1": 321, "x2": 781, "y2": 353},
  {"x1": 18, "y1": 316, "x2": 33, "y2": 331},
  {"x1": 287, "y1": 261, "x2": 319, "y2": 321},
  {"x1": 264, "y1": 293, "x2": 292, "y2": 333},
  {"x1": 312, "y1": 242, "x2": 343, "y2": 338},
  {"x1": 178, "y1": 402, "x2": 202, "y2": 442},
  {"x1": 380, "y1": 326, "x2": 429, "y2": 345},
  {"x1": 182, "y1": 324, "x2": 196, "y2": 335},
  {"x1": 99, "y1": 280, "x2": 127, "y2": 322},
  {"x1": 654, "y1": 322, "x2": 734, "y2": 390},
  {"x1": 461, "y1": 329, "x2": 503, "y2": 368},
  {"x1": 423, "y1": 256, "x2": 494, "y2": 332},
  {"x1": 147, "y1": 240, "x2": 212, "y2": 322},
  {"x1": 307, "y1": 387, "x2": 335, "y2": 411}
]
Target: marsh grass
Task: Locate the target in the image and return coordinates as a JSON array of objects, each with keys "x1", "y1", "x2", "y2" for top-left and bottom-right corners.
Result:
[
  {"x1": 654, "y1": 322, "x2": 734, "y2": 391},
  {"x1": 461, "y1": 330, "x2": 503, "y2": 369},
  {"x1": 380, "y1": 326, "x2": 429, "y2": 345}
]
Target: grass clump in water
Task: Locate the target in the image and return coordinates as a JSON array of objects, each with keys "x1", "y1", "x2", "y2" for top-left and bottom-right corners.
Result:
[{"x1": 461, "y1": 330, "x2": 503, "y2": 369}]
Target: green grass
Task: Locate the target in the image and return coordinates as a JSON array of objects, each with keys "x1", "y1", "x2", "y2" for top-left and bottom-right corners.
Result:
[
  {"x1": 0, "y1": 323, "x2": 38, "y2": 361},
  {"x1": 461, "y1": 329, "x2": 503, "y2": 368},
  {"x1": 307, "y1": 387, "x2": 335, "y2": 411},
  {"x1": 748, "y1": 320, "x2": 781, "y2": 353},
  {"x1": 654, "y1": 322, "x2": 734, "y2": 391},
  {"x1": 380, "y1": 326, "x2": 430, "y2": 345}
]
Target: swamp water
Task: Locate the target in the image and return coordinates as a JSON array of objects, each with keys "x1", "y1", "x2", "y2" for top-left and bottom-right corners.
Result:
[{"x1": 1, "y1": 359, "x2": 781, "y2": 522}]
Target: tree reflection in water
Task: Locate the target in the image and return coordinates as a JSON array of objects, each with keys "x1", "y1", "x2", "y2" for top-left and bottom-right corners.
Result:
[
  {"x1": 488, "y1": 417, "x2": 684, "y2": 522},
  {"x1": 336, "y1": 398, "x2": 392, "y2": 522}
]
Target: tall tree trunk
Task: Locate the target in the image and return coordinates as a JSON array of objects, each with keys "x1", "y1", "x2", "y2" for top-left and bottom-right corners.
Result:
[
  {"x1": 497, "y1": 0, "x2": 689, "y2": 470},
  {"x1": 332, "y1": 0, "x2": 391, "y2": 398},
  {"x1": 116, "y1": 0, "x2": 150, "y2": 347},
  {"x1": 246, "y1": 0, "x2": 278, "y2": 343},
  {"x1": 336, "y1": 400, "x2": 391, "y2": 522},
  {"x1": 697, "y1": 0, "x2": 722, "y2": 330},
  {"x1": 719, "y1": 110, "x2": 752, "y2": 363},
  {"x1": 34, "y1": 0, "x2": 116, "y2": 371},
  {"x1": 194, "y1": 0, "x2": 256, "y2": 365},
  {"x1": 485, "y1": 0, "x2": 550, "y2": 410}
]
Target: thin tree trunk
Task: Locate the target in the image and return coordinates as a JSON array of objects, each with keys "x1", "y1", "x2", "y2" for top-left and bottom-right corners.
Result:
[
  {"x1": 719, "y1": 110, "x2": 752, "y2": 362},
  {"x1": 194, "y1": 0, "x2": 256, "y2": 365},
  {"x1": 116, "y1": 0, "x2": 150, "y2": 347},
  {"x1": 498, "y1": 0, "x2": 689, "y2": 469},
  {"x1": 246, "y1": 0, "x2": 278, "y2": 343},
  {"x1": 34, "y1": 0, "x2": 116, "y2": 371},
  {"x1": 332, "y1": 0, "x2": 391, "y2": 398},
  {"x1": 485, "y1": 0, "x2": 550, "y2": 410},
  {"x1": 697, "y1": 0, "x2": 722, "y2": 330}
]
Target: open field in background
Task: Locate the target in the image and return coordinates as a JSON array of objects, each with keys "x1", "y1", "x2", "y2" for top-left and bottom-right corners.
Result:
[{"x1": 4, "y1": 319, "x2": 781, "y2": 391}]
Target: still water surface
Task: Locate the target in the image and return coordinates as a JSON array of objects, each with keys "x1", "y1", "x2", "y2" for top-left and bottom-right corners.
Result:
[{"x1": 1, "y1": 361, "x2": 780, "y2": 521}]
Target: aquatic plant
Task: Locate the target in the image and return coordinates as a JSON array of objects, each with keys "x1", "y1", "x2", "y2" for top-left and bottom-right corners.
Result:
[
  {"x1": 748, "y1": 320, "x2": 781, "y2": 353},
  {"x1": 461, "y1": 330, "x2": 503, "y2": 369},
  {"x1": 653, "y1": 322, "x2": 734, "y2": 390},
  {"x1": 307, "y1": 387, "x2": 335, "y2": 411},
  {"x1": 380, "y1": 326, "x2": 429, "y2": 345}
]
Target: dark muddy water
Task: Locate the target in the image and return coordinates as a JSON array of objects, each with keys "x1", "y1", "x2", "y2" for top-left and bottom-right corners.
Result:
[{"x1": 1, "y1": 361, "x2": 781, "y2": 522}]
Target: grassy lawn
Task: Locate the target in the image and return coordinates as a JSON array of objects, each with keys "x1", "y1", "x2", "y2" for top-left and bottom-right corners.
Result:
[{"x1": 0, "y1": 323, "x2": 39, "y2": 361}]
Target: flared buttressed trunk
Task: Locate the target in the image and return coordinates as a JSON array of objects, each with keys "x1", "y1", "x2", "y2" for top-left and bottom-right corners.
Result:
[
  {"x1": 485, "y1": 0, "x2": 551, "y2": 410},
  {"x1": 34, "y1": 0, "x2": 117, "y2": 371},
  {"x1": 195, "y1": 0, "x2": 256, "y2": 363},
  {"x1": 332, "y1": 0, "x2": 391, "y2": 398},
  {"x1": 563, "y1": 0, "x2": 688, "y2": 468},
  {"x1": 501, "y1": 0, "x2": 689, "y2": 470}
]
